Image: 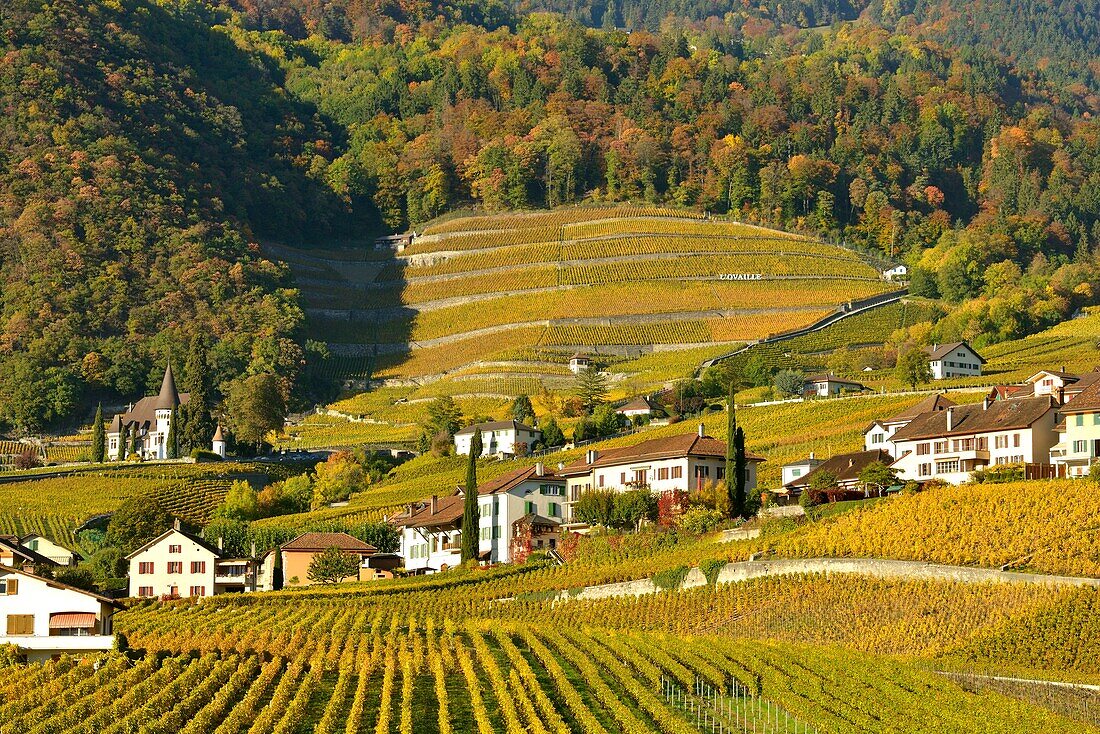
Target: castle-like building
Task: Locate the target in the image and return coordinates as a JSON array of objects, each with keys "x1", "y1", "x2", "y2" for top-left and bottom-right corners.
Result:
[{"x1": 107, "y1": 364, "x2": 188, "y2": 460}]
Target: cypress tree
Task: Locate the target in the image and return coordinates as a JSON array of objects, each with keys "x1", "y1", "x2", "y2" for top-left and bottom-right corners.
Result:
[
  {"x1": 461, "y1": 429, "x2": 483, "y2": 563},
  {"x1": 734, "y1": 426, "x2": 748, "y2": 519},
  {"x1": 166, "y1": 407, "x2": 178, "y2": 459},
  {"x1": 130, "y1": 423, "x2": 141, "y2": 457},
  {"x1": 92, "y1": 404, "x2": 105, "y2": 463},
  {"x1": 182, "y1": 336, "x2": 214, "y2": 452},
  {"x1": 118, "y1": 422, "x2": 127, "y2": 461},
  {"x1": 725, "y1": 377, "x2": 738, "y2": 518}
]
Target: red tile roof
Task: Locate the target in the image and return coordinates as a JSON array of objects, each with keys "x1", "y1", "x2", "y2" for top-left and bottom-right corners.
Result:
[
  {"x1": 559, "y1": 432, "x2": 764, "y2": 477},
  {"x1": 784, "y1": 449, "x2": 894, "y2": 489},
  {"x1": 884, "y1": 394, "x2": 956, "y2": 424},
  {"x1": 889, "y1": 396, "x2": 1056, "y2": 442},
  {"x1": 281, "y1": 532, "x2": 376, "y2": 554},
  {"x1": 1061, "y1": 379, "x2": 1100, "y2": 414}
]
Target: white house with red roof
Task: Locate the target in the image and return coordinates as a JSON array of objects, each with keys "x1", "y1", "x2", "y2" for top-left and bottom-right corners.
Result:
[
  {"x1": 924, "y1": 341, "x2": 984, "y2": 380},
  {"x1": 394, "y1": 463, "x2": 566, "y2": 572},
  {"x1": 557, "y1": 425, "x2": 765, "y2": 521},
  {"x1": 864, "y1": 394, "x2": 956, "y2": 455},
  {"x1": 126, "y1": 520, "x2": 259, "y2": 599}
]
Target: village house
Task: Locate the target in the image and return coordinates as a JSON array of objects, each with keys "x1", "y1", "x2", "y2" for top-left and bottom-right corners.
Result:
[
  {"x1": 127, "y1": 520, "x2": 260, "y2": 598},
  {"x1": 454, "y1": 420, "x2": 541, "y2": 457},
  {"x1": 17, "y1": 535, "x2": 81, "y2": 566},
  {"x1": 889, "y1": 395, "x2": 1059, "y2": 484},
  {"x1": 1050, "y1": 379, "x2": 1100, "y2": 478},
  {"x1": 781, "y1": 449, "x2": 895, "y2": 499},
  {"x1": 924, "y1": 341, "x2": 984, "y2": 380},
  {"x1": 616, "y1": 396, "x2": 662, "y2": 420},
  {"x1": 557, "y1": 426, "x2": 765, "y2": 521},
  {"x1": 107, "y1": 364, "x2": 187, "y2": 461},
  {"x1": 781, "y1": 454, "x2": 823, "y2": 486},
  {"x1": 395, "y1": 463, "x2": 566, "y2": 572},
  {"x1": 0, "y1": 564, "x2": 122, "y2": 663},
  {"x1": 272, "y1": 532, "x2": 378, "y2": 589},
  {"x1": 568, "y1": 353, "x2": 593, "y2": 375},
  {"x1": 0, "y1": 535, "x2": 62, "y2": 571},
  {"x1": 989, "y1": 367, "x2": 1100, "y2": 402},
  {"x1": 882, "y1": 265, "x2": 908, "y2": 281},
  {"x1": 803, "y1": 373, "x2": 867, "y2": 398},
  {"x1": 864, "y1": 394, "x2": 956, "y2": 455}
]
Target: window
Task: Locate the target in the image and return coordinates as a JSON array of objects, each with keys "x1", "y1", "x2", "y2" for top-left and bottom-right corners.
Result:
[
  {"x1": 167, "y1": 562, "x2": 183, "y2": 574},
  {"x1": 492, "y1": 526, "x2": 500, "y2": 540},
  {"x1": 918, "y1": 463, "x2": 932, "y2": 477},
  {"x1": 995, "y1": 435, "x2": 1007, "y2": 449},
  {"x1": 716, "y1": 468, "x2": 725, "y2": 480},
  {"x1": 871, "y1": 434, "x2": 883, "y2": 444},
  {"x1": 933, "y1": 441, "x2": 948, "y2": 454},
  {"x1": 138, "y1": 562, "x2": 154, "y2": 574},
  {"x1": 525, "y1": 501, "x2": 536, "y2": 515},
  {"x1": 671, "y1": 466, "x2": 682, "y2": 479},
  {"x1": 549, "y1": 503, "x2": 560, "y2": 517},
  {"x1": 620, "y1": 472, "x2": 626, "y2": 485},
  {"x1": 916, "y1": 443, "x2": 930, "y2": 456},
  {"x1": 168, "y1": 545, "x2": 181, "y2": 554},
  {"x1": 188, "y1": 586, "x2": 206, "y2": 598},
  {"x1": 190, "y1": 561, "x2": 206, "y2": 574},
  {"x1": 936, "y1": 460, "x2": 960, "y2": 474},
  {"x1": 540, "y1": 484, "x2": 562, "y2": 496},
  {"x1": 480, "y1": 527, "x2": 491, "y2": 541},
  {"x1": 1073, "y1": 440, "x2": 1088, "y2": 453},
  {"x1": 1094, "y1": 413, "x2": 1100, "y2": 425},
  {"x1": 791, "y1": 468, "x2": 802, "y2": 478},
  {"x1": 657, "y1": 467, "x2": 669, "y2": 481},
  {"x1": 6, "y1": 614, "x2": 34, "y2": 635},
  {"x1": 598, "y1": 475, "x2": 605, "y2": 488},
  {"x1": 138, "y1": 586, "x2": 153, "y2": 597},
  {"x1": 1076, "y1": 414, "x2": 1085, "y2": 427},
  {"x1": 1013, "y1": 433, "x2": 1021, "y2": 448}
]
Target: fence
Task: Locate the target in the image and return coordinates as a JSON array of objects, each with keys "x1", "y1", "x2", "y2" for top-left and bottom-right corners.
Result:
[
  {"x1": 661, "y1": 675, "x2": 819, "y2": 734},
  {"x1": 938, "y1": 670, "x2": 1100, "y2": 727}
]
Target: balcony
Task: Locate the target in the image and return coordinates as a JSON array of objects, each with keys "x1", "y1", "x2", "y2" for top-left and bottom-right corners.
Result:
[{"x1": 0, "y1": 634, "x2": 115, "y2": 653}]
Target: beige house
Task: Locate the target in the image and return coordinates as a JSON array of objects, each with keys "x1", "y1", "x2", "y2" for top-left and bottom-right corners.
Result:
[
  {"x1": 0, "y1": 564, "x2": 122, "y2": 663},
  {"x1": 558, "y1": 426, "x2": 765, "y2": 522},
  {"x1": 18, "y1": 534, "x2": 81, "y2": 566},
  {"x1": 0, "y1": 536, "x2": 62, "y2": 571},
  {"x1": 127, "y1": 520, "x2": 258, "y2": 599},
  {"x1": 276, "y1": 532, "x2": 378, "y2": 588},
  {"x1": 1051, "y1": 380, "x2": 1100, "y2": 477}
]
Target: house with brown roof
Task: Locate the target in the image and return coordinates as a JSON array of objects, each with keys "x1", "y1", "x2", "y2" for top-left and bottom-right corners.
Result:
[
  {"x1": 864, "y1": 394, "x2": 956, "y2": 454},
  {"x1": 108, "y1": 364, "x2": 189, "y2": 460},
  {"x1": 616, "y1": 396, "x2": 663, "y2": 420},
  {"x1": 1, "y1": 564, "x2": 123, "y2": 663},
  {"x1": 803, "y1": 373, "x2": 867, "y2": 397},
  {"x1": 924, "y1": 341, "x2": 984, "y2": 379},
  {"x1": 1050, "y1": 378, "x2": 1100, "y2": 478},
  {"x1": 454, "y1": 420, "x2": 542, "y2": 457},
  {"x1": 275, "y1": 532, "x2": 378, "y2": 588},
  {"x1": 557, "y1": 424, "x2": 765, "y2": 521},
  {"x1": 889, "y1": 395, "x2": 1059, "y2": 484},
  {"x1": 394, "y1": 463, "x2": 566, "y2": 573},
  {"x1": 781, "y1": 449, "x2": 895, "y2": 497}
]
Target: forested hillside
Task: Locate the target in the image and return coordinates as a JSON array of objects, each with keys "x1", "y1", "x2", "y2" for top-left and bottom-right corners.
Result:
[
  {"x1": 0, "y1": 0, "x2": 360, "y2": 430},
  {"x1": 1, "y1": 0, "x2": 1099, "y2": 430}
]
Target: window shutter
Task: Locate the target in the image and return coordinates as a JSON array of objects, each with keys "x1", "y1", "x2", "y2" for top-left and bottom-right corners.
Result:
[{"x1": 6, "y1": 579, "x2": 17, "y2": 595}]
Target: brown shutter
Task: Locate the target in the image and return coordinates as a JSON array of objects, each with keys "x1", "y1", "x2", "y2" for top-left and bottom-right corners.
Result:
[
  {"x1": 6, "y1": 614, "x2": 33, "y2": 635},
  {"x1": 5, "y1": 578, "x2": 17, "y2": 595}
]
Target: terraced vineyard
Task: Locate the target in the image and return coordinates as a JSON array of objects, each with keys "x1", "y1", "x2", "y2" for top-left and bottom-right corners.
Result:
[{"x1": 280, "y1": 207, "x2": 892, "y2": 391}]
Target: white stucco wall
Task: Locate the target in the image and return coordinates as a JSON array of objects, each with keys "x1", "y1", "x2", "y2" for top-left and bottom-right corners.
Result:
[{"x1": 128, "y1": 529, "x2": 217, "y2": 598}]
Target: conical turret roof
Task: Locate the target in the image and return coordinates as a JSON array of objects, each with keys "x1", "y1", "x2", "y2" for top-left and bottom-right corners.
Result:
[
  {"x1": 154, "y1": 363, "x2": 181, "y2": 410},
  {"x1": 212, "y1": 425, "x2": 225, "y2": 442}
]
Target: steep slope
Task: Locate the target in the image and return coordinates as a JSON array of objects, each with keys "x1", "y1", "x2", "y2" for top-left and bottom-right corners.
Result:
[{"x1": 0, "y1": 0, "x2": 358, "y2": 429}]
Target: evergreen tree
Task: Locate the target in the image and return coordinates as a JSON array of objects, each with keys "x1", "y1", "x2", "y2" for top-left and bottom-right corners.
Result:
[
  {"x1": 725, "y1": 378, "x2": 739, "y2": 518},
  {"x1": 575, "y1": 366, "x2": 608, "y2": 412},
  {"x1": 166, "y1": 407, "x2": 178, "y2": 459},
  {"x1": 461, "y1": 429, "x2": 483, "y2": 563},
  {"x1": 117, "y1": 422, "x2": 127, "y2": 461},
  {"x1": 734, "y1": 426, "x2": 748, "y2": 519},
  {"x1": 181, "y1": 337, "x2": 215, "y2": 452},
  {"x1": 92, "y1": 404, "x2": 105, "y2": 463},
  {"x1": 129, "y1": 423, "x2": 141, "y2": 457}
]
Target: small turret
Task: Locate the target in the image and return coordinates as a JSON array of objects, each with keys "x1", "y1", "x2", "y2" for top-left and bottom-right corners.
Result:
[
  {"x1": 212, "y1": 425, "x2": 227, "y2": 458},
  {"x1": 154, "y1": 363, "x2": 181, "y2": 410}
]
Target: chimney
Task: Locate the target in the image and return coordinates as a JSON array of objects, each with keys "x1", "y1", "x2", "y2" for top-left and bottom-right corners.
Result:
[
  {"x1": 698, "y1": 423, "x2": 705, "y2": 438},
  {"x1": 946, "y1": 407, "x2": 954, "y2": 431},
  {"x1": 557, "y1": 462, "x2": 565, "y2": 471},
  {"x1": 250, "y1": 541, "x2": 257, "y2": 558},
  {"x1": 173, "y1": 518, "x2": 181, "y2": 531},
  {"x1": 848, "y1": 458, "x2": 855, "y2": 468},
  {"x1": 1056, "y1": 386, "x2": 1064, "y2": 405},
  {"x1": 983, "y1": 397, "x2": 990, "y2": 411},
  {"x1": 430, "y1": 495, "x2": 438, "y2": 514},
  {"x1": 217, "y1": 536, "x2": 223, "y2": 552},
  {"x1": 535, "y1": 461, "x2": 545, "y2": 477},
  {"x1": 586, "y1": 449, "x2": 598, "y2": 465}
]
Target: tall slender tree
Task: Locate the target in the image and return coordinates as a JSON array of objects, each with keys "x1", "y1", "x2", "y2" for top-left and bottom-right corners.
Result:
[
  {"x1": 461, "y1": 429, "x2": 483, "y2": 563},
  {"x1": 725, "y1": 377, "x2": 738, "y2": 518},
  {"x1": 166, "y1": 407, "x2": 178, "y2": 459},
  {"x1": 129, "y1": 423, "x2": 141, "y2": 457},
  {"x1": 117, "y1": 422, "x2": 127, "y2": 461},
  {"x1": 182, "y1": 336, "x2": 215, "y2": 452},
  {"x1": 92, "y1": 404, "x2": 105, "y2": 463},
  {"x1": 734, "y1": 426, "x2": 748, "y2": 519}
]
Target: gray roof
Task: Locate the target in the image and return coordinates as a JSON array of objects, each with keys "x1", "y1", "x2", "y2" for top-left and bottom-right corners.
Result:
[
  {"x1": 455, "y1": 420, "x2": 538, "y2": 435},
  {"x1": 924, "y1": 341, "x2": 985, "y2": 363}
]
